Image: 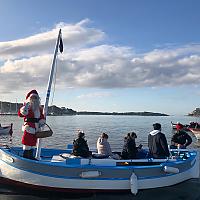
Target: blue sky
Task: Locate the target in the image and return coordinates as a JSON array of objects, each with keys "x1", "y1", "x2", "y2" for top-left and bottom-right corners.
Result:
[{"x1": 0, "y1": 0, "x2": 200, "y2": 115}]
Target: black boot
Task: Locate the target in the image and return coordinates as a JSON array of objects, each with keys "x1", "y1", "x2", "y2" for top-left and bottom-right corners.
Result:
[
  {"x1": 23, "y1": 149, "x2": 37, "y2": 160},
  {"x1": 29, "y1": 149, "x2": 37, "y2": 160},
  {"x1": 23, "y1": 150, "x2": 31, "y2": 159}
]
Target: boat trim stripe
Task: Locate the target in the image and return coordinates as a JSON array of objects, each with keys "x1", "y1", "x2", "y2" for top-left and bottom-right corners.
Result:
[{"x1": 0, "y1": 158, "x2": 196, "y2": 181}]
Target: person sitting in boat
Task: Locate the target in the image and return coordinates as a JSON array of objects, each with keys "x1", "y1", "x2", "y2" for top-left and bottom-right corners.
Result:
[
  {"x1": 121, "y1": 132, "x2": 142, "y2": 159},
  {"x1": 72, "y1": 131, "x2": 91, "y2": 158},
  {"x1": 97, "y1": 133, "x2": 112, "y2": 157},
  {"x1": 18, "y1": 90, "x2": 45, "y2": 160},
  {"x1": 148, "y1": 123, "x2": 170, "y2": 159},
  {"x1": 171, "y1": 123, "x2": 192, "y2": 149},
  {"x1": 189, "y1": 121, "x2": 199, "y2": 128}
]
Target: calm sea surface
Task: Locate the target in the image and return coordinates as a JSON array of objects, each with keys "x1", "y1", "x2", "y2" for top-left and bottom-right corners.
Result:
[
  {"x1": 1, "y1": 114, "x2": 200, "y2": 200},
  {"x1": 1, "y1": 114, "x2": 200, "y2": 150}
]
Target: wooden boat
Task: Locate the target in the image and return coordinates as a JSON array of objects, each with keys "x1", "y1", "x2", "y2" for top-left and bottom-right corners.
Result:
[
  {"x1": 0, "y1": 123, "x2": 13, "y2": 136},
  {"x1": 170, "y1": 121, "x2": 189, "y2": 130},
  {"x1": 188, "y1": 128, "x2": 200, "y2": 140},
  {"x1": 171, "y1": 121, "x2": 200, "y2": 140},
  {"x1": 0, "y1": 146, "x2": 199, "y2": 195},
  {"x1": 171, "y1": 122, "x2": 177, "y2": 129},
  {"x1": 0, "y1": 30, "x2": 199, "y2": 195}
]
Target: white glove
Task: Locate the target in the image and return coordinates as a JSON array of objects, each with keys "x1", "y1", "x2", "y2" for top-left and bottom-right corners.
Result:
[
  {"x1": 20, "y1": 102, "x2": 30, "y2": 116},
  {"x1": 24, "y1": 102, "x2": 30, "y2": 113}
]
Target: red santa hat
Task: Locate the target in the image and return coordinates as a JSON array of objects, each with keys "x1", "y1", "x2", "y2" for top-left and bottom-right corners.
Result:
[
  {"x1": 176, "y1": 123, "x2": 184, "y2": 130},
  {"x1": 26, "y1": 90, "x2": 39, "y2": 101}
]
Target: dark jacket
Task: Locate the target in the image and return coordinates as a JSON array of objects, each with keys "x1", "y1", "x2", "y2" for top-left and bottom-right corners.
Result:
[
  {"x1": 122, "y1": 137, "x2": 137, "y2": 159},
  {"x1": 148, "y1": 130, "x2": 170, "y2": 159},
  {"x1": 72, "y1": 137, "x2": 90, "y2": 158},
  {"x1": 171, "y1": 130, "x2": 192, "y2": 147}
]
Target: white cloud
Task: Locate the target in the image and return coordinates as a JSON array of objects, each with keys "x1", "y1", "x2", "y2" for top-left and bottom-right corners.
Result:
[
  {"x1": 0, "y1": 19, "x2": 105, "y2": 60},
  {"x1": 77, "y1": 92, "x2": 112, "y2": 99},
  {"x1": 0, "y1": 19, "x2": 200, "y2": 95}
]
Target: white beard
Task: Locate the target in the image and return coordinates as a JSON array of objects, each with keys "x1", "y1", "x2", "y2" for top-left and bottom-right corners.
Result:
[{"x1": 30, "y1": 99, "x2": 40, "y2": 112}]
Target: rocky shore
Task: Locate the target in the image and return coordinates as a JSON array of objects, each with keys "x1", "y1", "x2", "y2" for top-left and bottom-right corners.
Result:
[{"x1": 188, "y1": 108, "x2": 200, "y2": 117}]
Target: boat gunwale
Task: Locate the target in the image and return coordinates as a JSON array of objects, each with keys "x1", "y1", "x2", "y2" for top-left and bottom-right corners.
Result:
[
  {"x1": 0, "y1": 147, "x2": 197, "y2": 170},
  {"x1": 0, "y1": 154, "x2": 197, "y2": 181}
]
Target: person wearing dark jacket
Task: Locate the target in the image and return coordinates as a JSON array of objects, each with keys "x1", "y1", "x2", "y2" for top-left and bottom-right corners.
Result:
[
  {"x1": 122, "y1": 132, "x2": 142, "y2": 159},
  {"x1": 72, "y1": 131, "x2": 91, "y2": 158},
  {"x1": 171, "y1": 123, "x2": 192, "y2": 149},
  {"x1": 148, "y1": 123, "x2": 170, "y2": 159}
]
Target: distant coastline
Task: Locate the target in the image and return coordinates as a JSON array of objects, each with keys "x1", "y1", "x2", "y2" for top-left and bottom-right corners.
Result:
[
  {"x1": 77, "y1": 111, "x2": 168, "y2": 116},
  {"x1": 0, "y1": 101, "x2": 169, "y2": 116}
]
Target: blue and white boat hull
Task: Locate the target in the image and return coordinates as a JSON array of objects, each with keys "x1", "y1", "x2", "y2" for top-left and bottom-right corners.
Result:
[{"x1": 0, "y1": 147, "x2": 198, "y2": 194}]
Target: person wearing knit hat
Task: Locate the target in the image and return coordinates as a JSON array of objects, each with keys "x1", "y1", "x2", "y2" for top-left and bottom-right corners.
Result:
[
  {"x1": 121, "y1": 132, "x2": 142, "y2": 159},
  {"x1": 18, "y1": 90, "x2": 46, "y2": 160},
  {"x1": 171, "y1": 123, "x2": 192, "y2": 149},
  {"x1": 176, "y1": 123, "x2": 184, "y2": 131},
  {"x1": 72, "y1": 130, "x2": 91, "y2": 158}
]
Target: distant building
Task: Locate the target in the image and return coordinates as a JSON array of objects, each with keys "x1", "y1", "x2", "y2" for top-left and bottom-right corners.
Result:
[
  {"x1": 0, "y1": 101, "x2": 22, "y2": 114},
  {"x1": 0, "y1": 101, "x2": 77, "y2": 116}
]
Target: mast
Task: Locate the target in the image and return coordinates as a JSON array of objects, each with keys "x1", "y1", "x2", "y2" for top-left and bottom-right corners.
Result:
[
  {"x1": 15, "y1": 99, "x2": 18, "y2": 114},
  {"x1": 35, "y1": 29, "x2": 62, "y2": 160},
  {"x1": 9, "y1": 102, "x2": 11, "y2": 113}
]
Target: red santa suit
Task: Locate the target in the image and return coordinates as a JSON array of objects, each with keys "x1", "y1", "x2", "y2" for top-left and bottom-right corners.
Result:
[{"x1": 18, "y1": 90, "x2": 45, "y2": 147}]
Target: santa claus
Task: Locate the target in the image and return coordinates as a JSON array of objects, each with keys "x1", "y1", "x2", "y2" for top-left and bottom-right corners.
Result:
[{"x1": 18, "y1": 90, "x2": 45, "y2": 159}]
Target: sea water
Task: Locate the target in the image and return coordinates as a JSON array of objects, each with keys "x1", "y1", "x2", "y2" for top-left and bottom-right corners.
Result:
[
  {"x1": 1, "y1": 114, "x2": 199, "y2": 150},
  {"x1": 0, "y1": 114, "x2": 200, "y2": 200}
]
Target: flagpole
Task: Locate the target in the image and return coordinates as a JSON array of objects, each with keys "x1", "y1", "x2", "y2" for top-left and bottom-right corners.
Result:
[{"x1": 35, "y1": 29, "x2": 62, "y2": 160}]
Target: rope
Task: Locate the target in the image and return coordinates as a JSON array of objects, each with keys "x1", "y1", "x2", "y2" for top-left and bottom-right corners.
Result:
[{"x1": 50, "y1": 54, "x2": 58, "y2": 107}]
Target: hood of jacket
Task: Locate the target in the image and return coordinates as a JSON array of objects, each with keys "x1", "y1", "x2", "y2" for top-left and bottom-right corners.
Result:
[
  {"x1": 97, "y1": 137, "x2": 107, "y2": 145},
  {"x1": 149, "y1": 130, "x2": 160, "y2": 136}
]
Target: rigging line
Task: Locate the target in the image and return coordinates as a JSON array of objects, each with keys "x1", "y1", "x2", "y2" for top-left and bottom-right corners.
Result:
[{"x1": 50, "y1": 53, "x2": 58, "y2": 107}]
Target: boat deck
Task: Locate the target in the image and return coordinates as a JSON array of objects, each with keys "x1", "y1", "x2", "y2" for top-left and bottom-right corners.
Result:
[{"x1": 7, "y1": 146, "x2": 195, "y2": 167}]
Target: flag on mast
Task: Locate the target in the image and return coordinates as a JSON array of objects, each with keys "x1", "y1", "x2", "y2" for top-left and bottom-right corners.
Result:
[{"x1": 59, "y1": 33, "x2": 63, "y2": 53}]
